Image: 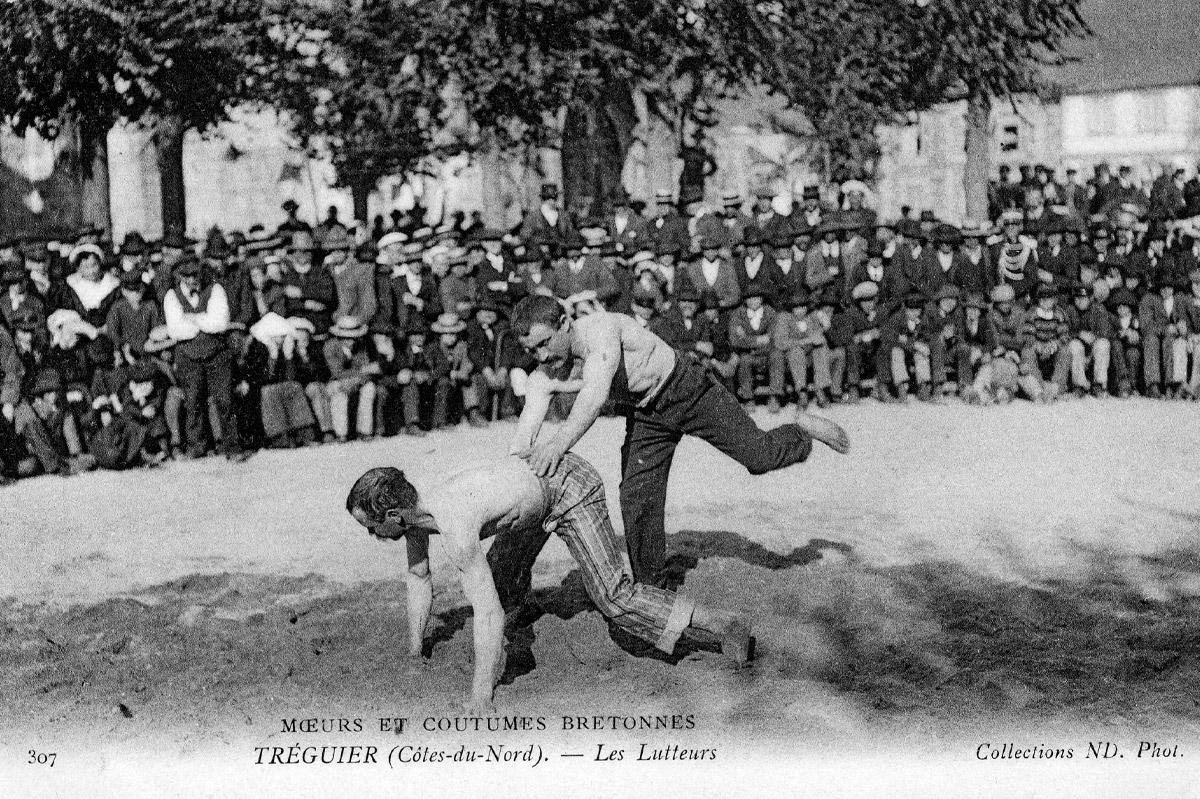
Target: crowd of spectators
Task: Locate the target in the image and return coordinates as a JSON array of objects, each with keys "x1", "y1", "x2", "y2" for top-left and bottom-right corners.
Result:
[{"x1": 2, "y1": 158, "x2": 1199, "y2": 486}]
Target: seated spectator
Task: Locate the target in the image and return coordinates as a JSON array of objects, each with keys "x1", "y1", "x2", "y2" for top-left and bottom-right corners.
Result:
[
  {"x1": 429, "y1": 312, "x2": 484, "y2": 428},
  {"x1": 246, "y1": 313, "x2": 318, "y2": 448},
  {"x1": 729, "y1": 280, "x2": 784, "y2": 413},
  {"x1": 143, "y1": 325, "x2": 187, "y2": 457},
  {"x1": 813, "y1": 291, "x2": 851, "y2": 402},
  {"x1": 287, "y1": 318, "x2": 334, "y2": 442},
  {"x1": 1186, "y1": 269, "x2": 1200, "y2": 399},
  {"x1": 62, "y1": 243, "x2": 120, "y2": 329},
  {"x1": 1139, "y1": 277, "x2": 1189, "y2": 398},
  {"x1": 466, "y1": 299, "x2": 518, "y2": 422},
  {"x1": 0, "y1": 326, "x2": 69, "y2": 480},
  {"x1": 955, "y1": 292, "x2": 999, "y2": 393},
  {"x1": 397, "y1": 315, "x2": 435, "y2": 436},
  {"x1": 1020, "y1": 284, "x2": 1072, "y2": 402},
  {"x1": 773, "y1": 288, "x2": 832, "y2": 408},
  {"x1": 881, "y1": 293, "x2": 934, "y2": 402},
  {"x1": 1, "y1": 259, "x2": 46, "y2": 332},
  {"x1": 926, "y1": 285, "x2": 963, "y2": 396},
  {"x1": 90, "y1": 362, "x2": 170, "y2": 469},
  {"x1": 1066, "y1": 282, "x2": 1116, "y2": 398},
  {"x1": 845, "y1": 281, "x2": 890, "y2": 401},
  {"x1": 323, "y1": 316, "x2": 379, "y2": 442}
]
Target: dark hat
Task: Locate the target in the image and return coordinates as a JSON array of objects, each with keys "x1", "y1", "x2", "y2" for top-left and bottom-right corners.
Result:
[
  {"x1": 802, "y1": 185, "x2": 820, "y2": 201},
  {"x1": 355, "y1": 241, "x2": 378, "y2": 263},
  {"x1": 119, "y1": 231, "x2": 146, "y2": 256},
  {"x1": 787, "y1": 288, "x2": 812, "y2": 308},
  {"x1": 698, "y1": 230, "x2": 729, "y2": 250},
  {"x1": 742, "y1": 227, "x2": 764, "y2": 247},
  {"x1": 468, "y1": 227, "x2": 506, "y2": 244},
  {"x1": 474, "y1": 296, "x2": 505, "y2": 315},
  {"x1": 678, "y1": 186, "x2": 704, "y2": 207},
  {"x1": 174, "y1": 255, "x2": 201, "y2": 277},
  {"x1": 919, "y1": 210, "x2": 939, "y2": 224},
  {"x1": 204, "y1": 232, "x2": 230, "y2": 260},
  {"x1": 119, "y1": 269, "x2": 146, "y2": 290},
  {"x1": 743, "y1": 279, "x2": 770, "y2": 299},
  {"x1": 866, "y1": 240, "x2": 886, "y2": 259},
  {"x1": 902, "y1": 292, "x2": 925, "y2": 309},
  {"x1": 540, "y1": 182, "x2": 559, "y2": 200},
  {"x1": 1035, "y1": 283, "x2": 1058, "y2": 300},
  {"x1": 935, "y1": 284, "x2": 961, "y2": 302},
  {"x1": 654, "y1": 238, "x2": 680, "y2": 257},
  {"x1": 1109, "y1": 287, "x2": 1137, "y2": 308},
  {"x1": 630, "y1": 285, "x2": 662, "y2": 308},
  {"x1": 676, "y1": 281, "x2": 702, "y2": 304},
  {"x1": 281, "y1": 198, "x2": 300, "y2": 212},
  {"x1": 1071, "y1": 282, "x2": 1093, "y2": 299},
  {"x1": 897, "y1": 219, "x2": 922, "y2": 239},
  {"x1": 933, "y1": 224, "x2": 963, "y2": 247},
  {"x1": 789, "y1": 219, "x2": 815, "y2": 239},
  {"x1": 405, "y1": 312, "x2": 430, "y2": 335},
  {"x1": 964, "y1": 292, "x2": 988, "y2": 310},
  {"x1": 769, "y1": 231, "x2": 795, "y2": 251},
  {"x1": 318, "y1": 227, "x2": 355, "y2": 252},
  {"x1": 1, "y1": 260, "x2": 25, "y2": 285},
  {"x1": 161, "y1": 228, "x2": 196, "y2": 250},
  {"x1": 31, "y1": 368, "x2": 63, "y2": 396},
  {"x1": 21, "y1": 240, "x2": 50, "y2": 262},
  {"x1": 814, "y1": 286, "x2": 842, "y2": 309}
]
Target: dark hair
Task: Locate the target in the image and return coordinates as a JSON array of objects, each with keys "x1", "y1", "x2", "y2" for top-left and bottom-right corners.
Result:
[
  {"x1": 510, "y1": 294, "x2": 565, "y2": 337},
  {"x1": 346, "y1": 467, "x2": 418, "y2": 523}
]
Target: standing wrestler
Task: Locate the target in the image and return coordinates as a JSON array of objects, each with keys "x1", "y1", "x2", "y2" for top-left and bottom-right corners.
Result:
[{"x1": 507, "y1": 294, "x2": 849, "y2": 588}]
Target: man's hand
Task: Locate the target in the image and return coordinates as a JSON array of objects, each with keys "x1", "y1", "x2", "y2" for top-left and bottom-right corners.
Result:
[
  {"x1": 518, "y1": 439, "x2": 566, "y2": 477},
  {"x1": 283, "y1": 285, "x2": 303, "y2": 299},
  {"x1": 303, "y1": 299, "x2": 324, "y2": 311}
]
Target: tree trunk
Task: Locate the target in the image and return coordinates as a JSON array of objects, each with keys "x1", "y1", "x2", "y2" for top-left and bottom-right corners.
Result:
[
  {"x1": 350, "y1": 177, "x2": 372, "y2": 225},
  {"x1": 78, "y1": 123, "x2": 112, "y2": 237},
  {"x1": 963, "y1": 93, "x2": 991, "y2": 222},
  {"x1": 561, "y1": 77, "x2": 637, "y2": 219},
  {"x1": 156, "y1": 114, "x2": 187, "y2": 236}
]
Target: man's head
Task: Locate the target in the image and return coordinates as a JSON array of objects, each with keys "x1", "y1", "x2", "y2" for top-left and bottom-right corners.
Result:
[
  {"x1": 346, "y1": 467, "x2": 419, "y2": 539},
  {"x1": 513, "y1": 294, "x2": 571, "y2": 367}
]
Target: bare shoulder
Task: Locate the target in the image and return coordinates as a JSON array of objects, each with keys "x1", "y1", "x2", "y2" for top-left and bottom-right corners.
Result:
[{"x1": 426, "y1": 459, "x2": 537, "y2": 527}]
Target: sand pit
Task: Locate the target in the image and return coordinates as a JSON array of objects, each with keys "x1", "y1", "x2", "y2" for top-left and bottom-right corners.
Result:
[{"x1": 2, "y1": 399, "x2": 1199, "y2": 797}]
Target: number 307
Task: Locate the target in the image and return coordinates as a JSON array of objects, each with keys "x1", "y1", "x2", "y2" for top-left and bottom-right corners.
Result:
[{"x1": 28, "y1": 750, "x2": 56, "y2": 766}]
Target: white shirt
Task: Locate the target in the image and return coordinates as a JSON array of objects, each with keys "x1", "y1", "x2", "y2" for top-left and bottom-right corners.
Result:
[
  {"x1": 163, "y1": 283, "x2": 230, "y2": 341},
  {"x1": 821, "y1": 241, "x2": 839, "y2": 259},
  {"x1": 747, "y1": 307, "x2": 765, "y2": 330},
  {"x1": 701, "y1": 258, "x2": 721, "y2": 286},
  {"x1": 540, "y1": 204, "x2": 559, "y2": 227},
  {"x1": 743, "y1": 253, "x2": 763, "y2": 280},
  {"x1": 938, "y1": 251, "x2": 953, "y2": 272},
  {"x1": 777, "y1": 258, "x2": 793, "y2": 275},
  {"x1": 1164, "y1": 296, "x2": 1175, "y2": 316}
]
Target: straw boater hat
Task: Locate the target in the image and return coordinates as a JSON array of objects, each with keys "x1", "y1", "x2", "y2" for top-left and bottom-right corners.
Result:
[
  {"x1": 430, "y1": 312, "x2": 466, "y2": 334},
  {"x1": 330, "y1": 315, "x2": 368, "y2": 338}
]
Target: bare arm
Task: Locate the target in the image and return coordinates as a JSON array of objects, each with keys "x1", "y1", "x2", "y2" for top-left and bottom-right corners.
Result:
[
  {"x1": 509, "y1": 371, "x2": 553, "y2": 454},
  {"x1": 404, "y1": 533, "x2": 432, "y2": 657},
  {"x1": 441, "y1": 511, "x2": 505, "y2": 711},
  {"x1": 548, "y1": 323, "x2": 619, "y2": 454}
]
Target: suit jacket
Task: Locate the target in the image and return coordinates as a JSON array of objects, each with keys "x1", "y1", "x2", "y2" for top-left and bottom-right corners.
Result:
[
  {"x1": 650, "y1": 211, "x2": 691, "y2": 255},
  {"x1": 803, "y1": 244, "x2": 845, "y2": 292},
  {"x1": 554, "y1": 256, "x2": 619, "y2": 302},
  {"x1": 607, "y1": 211, "x2": 652, "y2": 254},
  {"x1": 728, "y1": 306, "x2": 777, "y2": 353},
  {"x1": 947, "y1": 251, "x2": 994, "y2": 296},
  {"x1": 763, "y1": 256, "x2": 806, "y2": 305},
  {"x1": 772, "y1": 310, "x2": 826, "y2": 352},
  {"x1": 519, "y1": 207, "x2": 576, "y2": 252},
  {"x1": 682, "y1": 257, "x2": 742, "y2": 311},
  {"x1": 733, "y1": 251, "x2": 781, "y2": 307}
]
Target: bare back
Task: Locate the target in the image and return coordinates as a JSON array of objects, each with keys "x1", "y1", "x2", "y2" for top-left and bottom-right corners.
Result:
[
  {"x1": 570, "y1": 312, "x2": 677, "y2": 407},
  {"x1": 422, "y1": 457, "x2": 549, "y2": 555}
]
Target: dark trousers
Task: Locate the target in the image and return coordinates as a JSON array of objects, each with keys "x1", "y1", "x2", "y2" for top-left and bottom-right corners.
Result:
[
  {"x1": 620, "y1": 355, "x2": 812, "y2": 584},
  {"x1": 486, "y1": 354, "x2": 813, "y2": 611},
  {"x1": 175, "y1": 349, "x2": 239, "y2": 456}
]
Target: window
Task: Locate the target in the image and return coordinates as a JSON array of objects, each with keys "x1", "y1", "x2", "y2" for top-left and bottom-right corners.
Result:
[{"x1": 1000, "y1": 124, "x2": 1020, "y2": 153}]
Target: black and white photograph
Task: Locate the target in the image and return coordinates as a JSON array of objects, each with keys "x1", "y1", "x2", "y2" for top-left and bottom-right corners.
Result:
[{"x1": 1, "y1": 0, "x2": 1198, "y2": 796}]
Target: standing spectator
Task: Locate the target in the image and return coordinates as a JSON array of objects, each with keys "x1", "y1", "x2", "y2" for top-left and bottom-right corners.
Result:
[
  {"x1": 397, "y1": 316, "x2": 435, "y2": 435},
  {"x1": 163, "y1": 256, "x2": 249, "y2": 461},
  {"x1": 729, "y1": 281, "x2": 784, "y2": 413},
  {"x1": 554, "y1": 235, "x2": 618, "y2": 306},
  {"x1": 927, "y1": 285, "x2": 964, "y2": 396},
  {"x1": 106, "y1": 269, "x2": 161, "y2": 365},
  {"x1": 1, "y1": 259, "x2": 46, "y2": 332},
  {"x1": 519, "y1": 183, "x2": 574, "y2": 254},
  {"x1": 952, "y1": 221, "x2": 994, "y2": 296},
  {"x1": 1182, "y1": 269, "x2": 1200, "y2": 399},
  {"x1": 326, "y1": 230, "x2": 377, "y2": 331},
  {"x1": 276, "y1": 198, "x2": 312, "y2": 239},
  {"x1": 515, "y1": 250, "x2": 557, "y2": 299},
  {"x1": 804, "y1": 217, "x2": 845, "y2": 295},
  {"x1": 471, "y1": 228, "x2": 523, "y2": 313},
  {"x1": 606, "y1": 189, "x2": 652, "y2": 255}
]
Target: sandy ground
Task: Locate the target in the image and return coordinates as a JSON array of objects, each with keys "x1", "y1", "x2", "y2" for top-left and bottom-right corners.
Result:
[{"x1": 2, "y1": 398, "x2": 1200, "y2": 798}]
